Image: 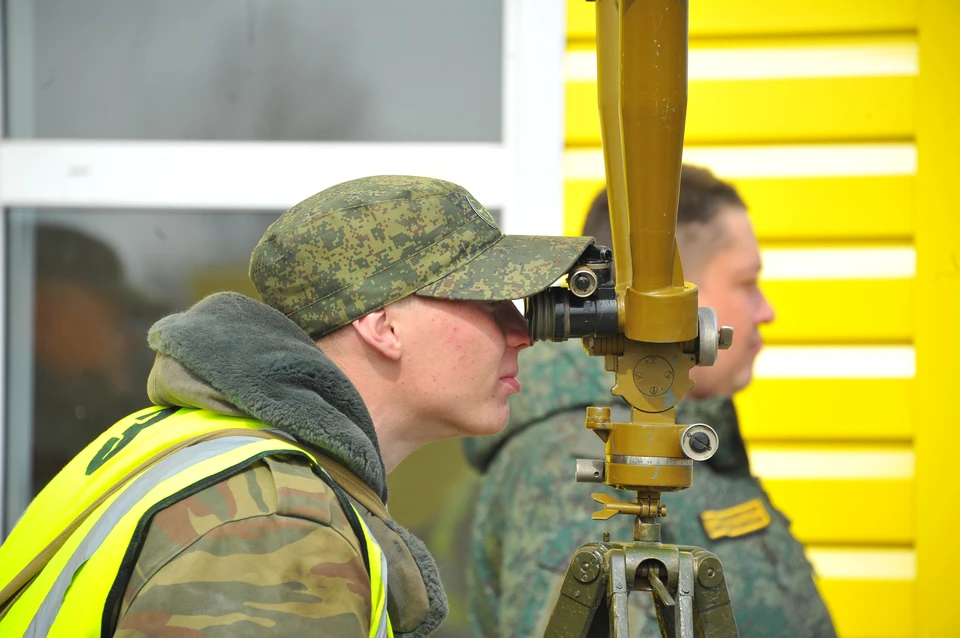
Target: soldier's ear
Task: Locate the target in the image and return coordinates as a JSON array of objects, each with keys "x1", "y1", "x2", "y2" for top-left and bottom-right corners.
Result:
[{"x1": 351, "y1": 307, "x2": 403, "y2": 361}]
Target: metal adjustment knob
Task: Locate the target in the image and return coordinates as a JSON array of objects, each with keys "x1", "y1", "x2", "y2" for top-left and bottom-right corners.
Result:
[
  {"x1": 689, "y1": 431, "x2": 711, "y2": 453},
  {"x1": 680, "y1": 423, "x2": 719, "y2": 462},
  {"x1": 719, "y1": 326, "x2": 734, "y2": 350},
  {"x1": 576, "y1": 459, "x2": 606, "y2": 483},
  {"x1": 569, "y1": 266, "x2": 599, "y2": 297}
]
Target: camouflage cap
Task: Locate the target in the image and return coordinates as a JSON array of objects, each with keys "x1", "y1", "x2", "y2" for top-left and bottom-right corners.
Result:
[{"x1": 250, "y1": 175, "x2": 592, "y2": 338}]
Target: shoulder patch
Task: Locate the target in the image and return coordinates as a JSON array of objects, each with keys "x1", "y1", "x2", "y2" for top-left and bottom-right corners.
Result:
[{"x1": 700, "y1": 498, "x2": 772, "y2": 540}]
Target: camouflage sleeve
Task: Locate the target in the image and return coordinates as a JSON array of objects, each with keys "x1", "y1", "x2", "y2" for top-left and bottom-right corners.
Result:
[
  {"x1": 115, "y1": 516, "x2": 371, "y2": 637},
  {"x1": 113, "y1": 456, "x2": 373, "y2": 637}
]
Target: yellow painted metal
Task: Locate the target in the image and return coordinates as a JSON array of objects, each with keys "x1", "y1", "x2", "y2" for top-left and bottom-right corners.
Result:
[
  {"x1": 688, "y1": 77, "x2": 914, "y2": 143},
  {"x1": 808, "y1": 547, "x2": 916, "y2": 582},
  {"x1": 736, "y1": 378, "x2": 914, "y2": 441},
  {"x1": 594, "y1": 0, "x2": 631, "y2": 294},
  {"x1": 761, "y1": 278, "x2": 913, "y2": 344},
  {"x1": 605, "y1": 464, "x2": 693, "y2": 492},
  {"x1": 747, "y1": 444, "x2": 914, "y2": 544},
  {"x1": 817, "y1": 578, "x2": 915, "y2": 638},
  {"x1": 914, "y1": 1, "x2": 960, "y2": 635},
  {"x1": 566, "y1": 75, "x2": 916, "y2": 146},
  {"x1": 605, "y1": 419, "x2": 688, "y2": 458},
  {"x1": 748, "y1": 445, "x2": 915, "y2": 479},
  {"x1": 736, "y1": 176, "x2": 914, "y2": 242},
  {"x1": 810, "y1": 547, "x2": 916, "y2": 637},
  {"x1": 763, "y1": 478, "x2": 913, "y2": 544},
  {"x1": 568, "y1": 0, "x2": 916, "y2": 41},
  {"x1": 563, "y1": 175, "x2": 915, "y2": 242},
  {"x1": 617, "y1": 0, "x2": 698, "y2": 343}
]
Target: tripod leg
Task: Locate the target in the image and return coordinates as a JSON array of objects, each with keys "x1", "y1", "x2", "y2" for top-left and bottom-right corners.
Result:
[
  {"x1": 606, "y1": 549, "x2": 630, "y2": 637},
  {"x1": 544, "y1": 546, "x2": 609, "y2": 638},
  {"x1": 648, "y1": 570, "x2": 676, "y2": 638},
  {"x1": 691, "y1": 551, "x2": 739, "y2": 637},
  {"x1": 677, "y1": 552, "x2": 695, "y2": 638}
]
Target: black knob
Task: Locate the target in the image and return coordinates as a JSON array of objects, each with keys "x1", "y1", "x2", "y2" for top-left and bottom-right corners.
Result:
[
  {"x1": 572, "y1": 273, "x2": 596, "y2": 295},
  {"x1": 690, "y1": 431, "x2": 711, "y2": 453}
]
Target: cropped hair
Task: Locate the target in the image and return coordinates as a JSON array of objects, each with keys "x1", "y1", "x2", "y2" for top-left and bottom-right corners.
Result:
[{"x1": 582, "y1": 165, "x2": 746, "y2": 275}]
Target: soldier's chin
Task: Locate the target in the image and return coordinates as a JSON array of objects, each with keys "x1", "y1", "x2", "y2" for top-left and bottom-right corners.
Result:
[
  {"x1": 477, "y1": 409, "x2": 511, "y2": 437},
  {"x1": 734, "y1": 363, "x2": 757, "y2": 394}
]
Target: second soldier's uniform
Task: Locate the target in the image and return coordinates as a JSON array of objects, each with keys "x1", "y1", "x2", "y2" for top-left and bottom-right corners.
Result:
[{"x1": 465, "y1": 339, "x2": 837, "y2": 637}]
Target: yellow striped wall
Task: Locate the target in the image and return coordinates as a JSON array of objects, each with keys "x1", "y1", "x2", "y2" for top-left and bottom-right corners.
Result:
[{"x1": 562, "y1": 1, "x2": 958, "y2": 636}]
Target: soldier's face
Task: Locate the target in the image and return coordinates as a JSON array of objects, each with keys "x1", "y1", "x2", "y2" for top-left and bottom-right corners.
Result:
[
  {"x1": 399, "y1": 297, "x2": 531, "y2": 437},
  {"x1": 689, "y1": 208, "x2": 775, "y2": 398}
]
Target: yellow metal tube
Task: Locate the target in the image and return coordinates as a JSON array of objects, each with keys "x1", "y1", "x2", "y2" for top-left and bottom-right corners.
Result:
[
  {"x1": 596, "y1": 0, "x2": 632, "y2": 295},
  {"x1": 618, "y1": 0, "x2": 698, "y2": 342}
]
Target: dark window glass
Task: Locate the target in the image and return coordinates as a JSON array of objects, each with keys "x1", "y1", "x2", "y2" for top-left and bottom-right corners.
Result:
[{"x1": 3, "y1": 209, "x2": 277, "y2": 522}]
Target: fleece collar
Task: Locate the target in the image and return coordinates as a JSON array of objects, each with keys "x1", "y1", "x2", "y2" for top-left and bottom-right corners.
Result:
[{"x1": 147, "y1": 291, "x2": 388, "y2": 500}]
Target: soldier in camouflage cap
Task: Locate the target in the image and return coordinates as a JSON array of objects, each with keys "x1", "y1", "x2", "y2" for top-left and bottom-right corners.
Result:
[
  {"x1": 462, "y1": 166, "x2": 837, "y2": 637},
  {"x1": 0, "y1": 175, "x2": 592, "y2": 637}
]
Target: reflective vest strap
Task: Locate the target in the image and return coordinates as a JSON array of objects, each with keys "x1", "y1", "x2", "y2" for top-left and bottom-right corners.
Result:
[
  {"x1": 378, "y1": 546, "x2": 391, "y2": 638},
  {"x1": 314, "y1": 466, "x2": 391, "y2": 638},
  {"x1": 355, "y1": 512, "x2": 392, "y2": 638},
  {"x1": 25, "y1": 434, "x2": 390, "y2": 638},
  {"x1": 0, "y1": 423, "x2": 284, "y2": 614},
  {"x1": 313, "y1": 467, "x2": 372, "y2": 581},
  {"x1": 28, "y1": 436, "x2": 259, "y2": 637}
]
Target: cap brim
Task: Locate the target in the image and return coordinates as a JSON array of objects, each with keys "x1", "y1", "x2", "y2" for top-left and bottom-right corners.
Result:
[{"x1": 416, "y1": 234, "x2": 594, "y2": 301}]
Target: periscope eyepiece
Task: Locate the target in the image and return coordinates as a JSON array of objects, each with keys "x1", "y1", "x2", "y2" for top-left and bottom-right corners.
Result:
[{"x1": 525, "y1": 244, "x2": 618, "y2": 343}]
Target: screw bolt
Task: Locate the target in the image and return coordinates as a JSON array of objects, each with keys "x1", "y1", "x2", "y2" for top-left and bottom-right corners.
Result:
[
  {"x1": 573, "y1": 273, "x2": 592, "y2": 291},
  {"x1": 574, "y1": 551, "x2": 602, "y2": 583},
  {"x1": 697, "y1": 556, "x2": 724, "y2": 588}
]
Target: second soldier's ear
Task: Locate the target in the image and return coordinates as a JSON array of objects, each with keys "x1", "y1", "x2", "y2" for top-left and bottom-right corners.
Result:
[{"x1": 351, "y1": 307, "x2": 403, "y2": 361}]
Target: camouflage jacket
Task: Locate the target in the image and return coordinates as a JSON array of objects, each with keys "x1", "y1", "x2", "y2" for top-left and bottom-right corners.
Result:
[
  {"x1": 463, "y1": 340, "x2": 836, "y2": 637},
  {"x1": 113, "y1": 292, "x2": 446, "y2": 637}
]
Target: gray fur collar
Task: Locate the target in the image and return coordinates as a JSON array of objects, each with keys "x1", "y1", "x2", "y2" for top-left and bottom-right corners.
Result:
[{"x1": 146, "y1": 291, "x2": 388, "y2": 501}]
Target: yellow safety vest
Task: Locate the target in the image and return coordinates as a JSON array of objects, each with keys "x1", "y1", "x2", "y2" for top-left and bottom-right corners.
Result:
[{"x1": 0, "y1": 406, "x2": 393, "y2": 638}]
